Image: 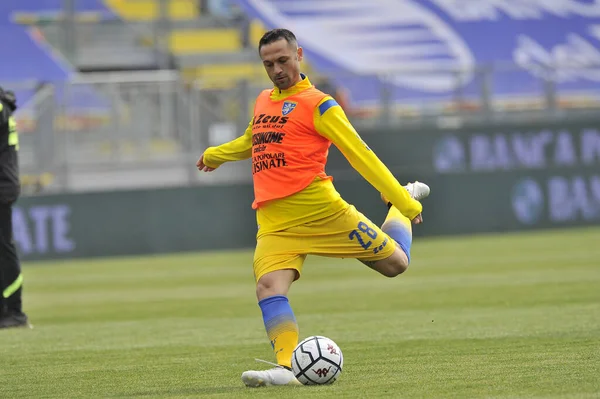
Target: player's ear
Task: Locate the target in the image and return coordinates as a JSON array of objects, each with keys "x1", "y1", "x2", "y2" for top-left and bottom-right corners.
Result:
[{"x1": 297, "y1": 46, "x2": 303, "y2": 62}]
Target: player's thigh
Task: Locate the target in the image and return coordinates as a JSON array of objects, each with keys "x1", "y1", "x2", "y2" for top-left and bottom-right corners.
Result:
[
  {"x1": 253, "y1": 233, "x2": 308, "y2": 283},
  {"x1": 305, "y1": 205, "x2": 395, "y2": 261}
]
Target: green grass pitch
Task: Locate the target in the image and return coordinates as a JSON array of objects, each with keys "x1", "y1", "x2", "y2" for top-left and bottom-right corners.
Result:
[{"x1": 1, "y1": 227, "x2": 599, "y2": 398}]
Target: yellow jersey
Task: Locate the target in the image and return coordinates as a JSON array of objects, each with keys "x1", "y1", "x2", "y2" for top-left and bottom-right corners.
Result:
[{"x1": 202, "y1": 74, "x2": 422, "y2": 237}]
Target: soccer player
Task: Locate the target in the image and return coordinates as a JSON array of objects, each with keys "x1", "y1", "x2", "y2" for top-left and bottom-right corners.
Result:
[{"x1": 196, "y1": 28, "x2": 430, "y2": 387}]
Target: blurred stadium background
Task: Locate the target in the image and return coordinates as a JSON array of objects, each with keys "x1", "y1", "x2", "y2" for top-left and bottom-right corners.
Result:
[
  {"x1": 1, "y1": 2, "x2": 600, "y2": 397},
  {"x1": 3, "y1": 0, "x2": 600, "y2": 262},
  {"x1": 5, "y1": 0, "x2": 600, "y2": 192},
  {"x1": 3, "y1": 0, "x2": 600, "y2": 261}
]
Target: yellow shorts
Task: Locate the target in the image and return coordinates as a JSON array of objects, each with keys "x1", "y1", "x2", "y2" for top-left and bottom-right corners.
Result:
[{"x1": 253, "y1": 205, "x2": 395, "y2": 282}]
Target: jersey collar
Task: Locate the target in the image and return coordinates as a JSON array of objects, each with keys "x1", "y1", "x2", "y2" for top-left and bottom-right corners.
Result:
[{"x1": 270, "y1": 73, "x2": 312, "y2": 101}]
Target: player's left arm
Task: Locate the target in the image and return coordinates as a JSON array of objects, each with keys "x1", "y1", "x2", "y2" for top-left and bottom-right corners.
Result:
[{"x1": 314, "y1": 97, "x2": 423, "y2": 220}]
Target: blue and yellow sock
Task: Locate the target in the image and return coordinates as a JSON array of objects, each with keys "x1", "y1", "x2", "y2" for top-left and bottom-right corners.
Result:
[
  {"x1": 381, "y1": 205, "x2": 413, "y2": 263},
  {"x1": 258, "y1": 295, "x2": 299, "y2": 369}
]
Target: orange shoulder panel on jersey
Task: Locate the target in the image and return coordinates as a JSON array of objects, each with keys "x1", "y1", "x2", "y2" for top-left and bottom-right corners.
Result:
[{"x1": 251, "y1": 86, "x2": 331, "y2": 209}]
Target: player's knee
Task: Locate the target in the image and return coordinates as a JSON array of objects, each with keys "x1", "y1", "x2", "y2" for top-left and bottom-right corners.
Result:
[
  {"x1": 391, "y1": 258, "x2": 409, "y2": 276},
  {"x1": 256, "y1": 277, "x2": 274, "y2": 299},
  {"x1": 382, "y1": 252, "x2": 409, "y2": 278},
  {"x1": 381, "y1": 263, "x2": 407, "y2": 278},
  {"x1": 255, "y1": 269, "x2": 297, "y2": 300}
]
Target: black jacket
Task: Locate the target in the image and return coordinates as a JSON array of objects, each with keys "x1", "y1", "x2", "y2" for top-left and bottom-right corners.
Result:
[{"x1": 0, "y1": 97, "x2": 20, "y2": 204}]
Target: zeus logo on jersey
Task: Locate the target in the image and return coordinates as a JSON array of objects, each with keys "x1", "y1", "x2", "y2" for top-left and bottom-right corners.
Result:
[{"x1": 253, "y1": 114, "x2": 289, "y2": 125}]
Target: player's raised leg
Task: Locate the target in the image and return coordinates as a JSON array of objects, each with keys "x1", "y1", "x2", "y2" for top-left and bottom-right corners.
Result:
[{"x1": 365, "y1": 181, "x2": 430, "y2": 277}]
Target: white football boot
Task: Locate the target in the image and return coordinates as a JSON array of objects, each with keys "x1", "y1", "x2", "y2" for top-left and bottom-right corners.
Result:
[
  {"x1": 241, "y1": 366, "x2": 302, "y2": 387},
  {"x1": 405, "y1": 181, "x2": 430, "y2": 201},
  {"x1": 381, "y1": 181, "x2": 431, "y2": 205}
]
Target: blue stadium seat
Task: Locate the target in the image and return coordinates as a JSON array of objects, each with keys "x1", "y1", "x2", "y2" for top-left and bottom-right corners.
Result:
[
  {"x1": 0, "y1": 2, "x2": 112, "y2": 120},
  {"x1": 0, "y1": 0, "x2": 115, "y2": 23},
  {"x1": 0, "y1": 26, "x2": 70, "y2": 82}
]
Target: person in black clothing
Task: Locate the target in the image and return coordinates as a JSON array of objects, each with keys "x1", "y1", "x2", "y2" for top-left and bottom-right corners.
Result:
[{"x1": 0, "y1": 87, "x2": 30, "y2": 329}]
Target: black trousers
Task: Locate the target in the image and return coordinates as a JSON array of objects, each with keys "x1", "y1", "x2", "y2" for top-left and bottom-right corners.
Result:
[{"x1": 0, "y1": 202, "x2": 22, "y2": 314}]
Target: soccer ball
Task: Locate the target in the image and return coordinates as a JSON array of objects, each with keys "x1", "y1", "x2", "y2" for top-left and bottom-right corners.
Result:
[{"x1": 291, "y1": 336, "x2": 343, "y2": 385}]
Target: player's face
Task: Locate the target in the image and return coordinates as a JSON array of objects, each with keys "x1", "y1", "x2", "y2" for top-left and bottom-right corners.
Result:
[{"x1": 260, "y1": 39, "x2": 303, "y2": 90}]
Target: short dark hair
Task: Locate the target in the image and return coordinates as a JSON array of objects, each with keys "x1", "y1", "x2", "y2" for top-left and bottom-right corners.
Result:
[{"x1": 258, "y1": 28, "x2": 297, "y2": 52}]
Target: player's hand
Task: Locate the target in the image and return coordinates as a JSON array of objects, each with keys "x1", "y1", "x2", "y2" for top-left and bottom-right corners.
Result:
[
  {"x1": 412, "y1": 213, "x2": 423, "y2": 225},
  {"x1": 196, "y1": 154, "x2": 215, "y2": 172}
]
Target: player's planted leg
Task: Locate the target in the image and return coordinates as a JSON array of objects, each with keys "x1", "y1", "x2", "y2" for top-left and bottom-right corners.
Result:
[
  {"x1": 241, "y1": 365, "x2": 301, "y2": 388},
  {"x1": 242, "y1": 269, "x2": 301, "y2": 387}
]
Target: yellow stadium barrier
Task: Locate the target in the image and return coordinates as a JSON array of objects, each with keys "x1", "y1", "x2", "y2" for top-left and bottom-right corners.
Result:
[
  {"x1": 169, "y1": 28, "x2": 241, "y2": 54},
  {"x1": 104, "y1": 0, "x2": 199, "y2": 21}
]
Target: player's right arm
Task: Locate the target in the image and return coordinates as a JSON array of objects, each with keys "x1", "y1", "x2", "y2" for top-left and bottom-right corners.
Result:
[{"x1": 197, "y1": 119, "x2": 253, "y2": 171}]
